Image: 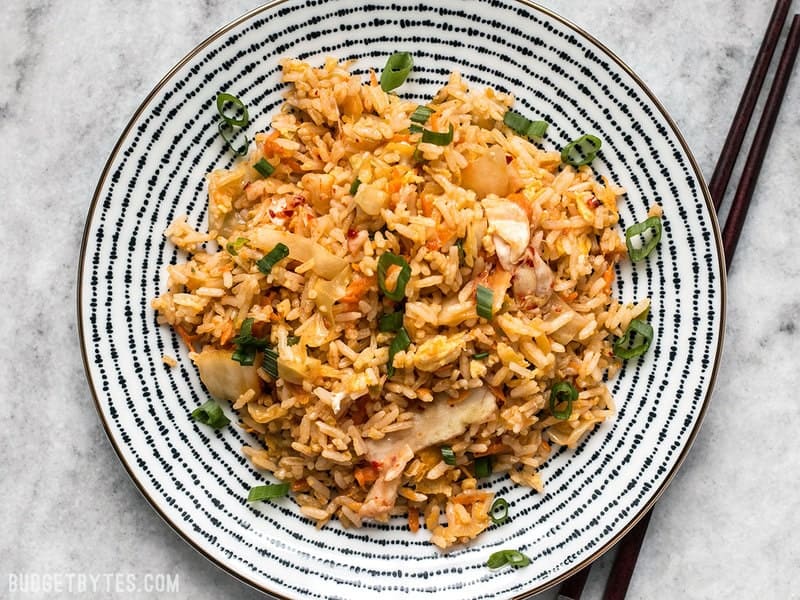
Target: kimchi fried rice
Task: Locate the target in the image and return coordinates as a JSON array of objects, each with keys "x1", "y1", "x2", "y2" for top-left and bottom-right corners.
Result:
[{"x1": 151, "y1": 56, "x2": 653, "y2": 549}]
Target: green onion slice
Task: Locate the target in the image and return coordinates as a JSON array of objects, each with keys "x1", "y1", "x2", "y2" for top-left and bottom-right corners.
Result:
[
  {"x1": 421, "y1": 124, "x2": 454, "y2": 146},
  {"x1": 472, "y1": 352, "x2": 489, "y2": 360},
  {"x1": 409, "y1": 123, "x2": 423, "y2": 134},
  {"x1": 476, "y1": 285, "x2": 494, "y2": 320},
  {"x1": 386, "y1": 326, "x2": 411, "y2": 377},
  {"x1": 247, "y1": 483, "x2": 290, "y2": 502},
  {"x1": 440, "y1": 446, "x2": 456, "y2": 466},
  {"x1": 262, "y1": 346, "x2": 279, "y2": 379},
  {"x1": 455, "y1": 238, "x2": 466, "y2": 266},
  {"x1": 625, "y1": 216, "x2": 662, "y2": 261},
  {"x1": 490, "y1": 497, "x2": 509, "y2": 525},
  {"x1": 217, "y1": 121, "x2": 249, "y2": 157},
  {"x1": 253, "y1": 158, "x2": 275, "y2": 178},
  {"x1": 256, "y1": 242, "x2": 290, "y2": 275},
  {"x1": 378, "y1": 312, "x2": 404, "y2": 333},
  {"x1": 380, "y1": 52, "x2": 413, "y2": 92},
  {"x1": 349, "y1": 177, "x2": 361, "y2": 196},
  {"x1": 377, "y1": 252, "x2": 411, "y2": 301},
  {"x1": 286, "y1": 335, "x2": 300, "y2": 346},
  {"x1": 549, "y1": 381, "x2": 578, "y2": 420},
  {"x1": 231, "y1": 317, "x2": 271, "y2": 366},
  {"x1": 503, "y1": 110, "x2": 549, "y2": 139},
  {"x1": 486, "y1": 549, "x2": 531, "y2": 570},
  {"x1": 474, "y1": 455, "x2": 492, "y2": 478},
  {"x1": 613, "y1": 319, "x2": 654, "y2": 359},
  {"x1": 216, "y1": 92, "x2": 250, "y2": 127},
  {"x1": 231, "y1": 343, "x2": 257, "y2": 366},
  {"x1": 561, "y1": 134, "x2": 602, "y2": 167},
  {"x1": 226, "y1": 237, "x2": 249, "y2": 256},
  {"x1": 411, "y1": 105, "x2": 433, "y2": 124},
  {"x1": 191, "y1": 400, "x2": 230, "y2": 429}
]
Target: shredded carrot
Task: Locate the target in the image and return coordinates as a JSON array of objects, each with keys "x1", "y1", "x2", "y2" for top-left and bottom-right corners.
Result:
[
  {"x1": 340, "y1": 275, "x2": 374, "y2": 304},
  {"x1": 471, "y1": 442, "x2": 510, "y2": 458},
  {"x1": 427, "y1": 223, "x2": 454, "y2": 251},
  {"x1": 408, "y1": 506, "x2": 420, "y2": 533},
  {"x1": 175, "y1": 325, "x2": 196, "y2": 353},
  {"x1": 420, "y1": 195, "x2": 434, "y2": 217},
  {"x1": 561, "y1": 291, "x2": 578, "y2": 302},
  {"x1": 282, "y1": 157, "x2": 302, "y2": 173},
  {"x1": 291, "y1": 480, "x2": 310, "y2": 493},
  {"x1": 392, "y1": 132, "x2": 411, "y2": 143},
  {"x1": 425, "y1": 237, "x2": 441, "y2": 251},
  {"x1": 354, "y1": 465, "x2": 379, "y2": 489},
  {"x1": 603, "y1": 266, "x2": 615, "y2": 291},
  {"x1": 219, "y1": 321, "x2": 234, "y2": 346},
  {"x1": 260, "y1": 130, "x2": 281, "y2": 156},
  {"x1": 452, "y1": 490, "x2": 490, "y2": 505}
]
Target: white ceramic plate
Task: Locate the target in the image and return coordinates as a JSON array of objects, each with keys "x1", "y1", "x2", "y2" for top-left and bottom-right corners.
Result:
[{"x1": 79, "y1": 1, "x2": 725, "y2": 598}]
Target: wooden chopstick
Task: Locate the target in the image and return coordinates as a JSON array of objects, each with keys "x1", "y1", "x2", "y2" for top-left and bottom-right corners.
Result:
[
  {"x1": 708, "y1": 0, "x2": 792, "y2": 210},
  {"x1": 557, "y1": 4, "x2": 799, "y2": 600},
  {"x1": 723, "y1": 14, "x2": 800, "y2": 265},
  {"x1": 598, "y1": 12, "x2": 800, "y2": 600}
]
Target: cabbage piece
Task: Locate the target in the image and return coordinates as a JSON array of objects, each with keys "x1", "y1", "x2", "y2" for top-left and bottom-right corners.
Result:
[{"x1": 250, "y1": 227, "x2": 348, "y2": 280}]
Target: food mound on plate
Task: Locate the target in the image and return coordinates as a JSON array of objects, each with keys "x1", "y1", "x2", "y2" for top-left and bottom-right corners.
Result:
[{"x1": 152, "y1": 56, "x2": 653, "y2": 548}]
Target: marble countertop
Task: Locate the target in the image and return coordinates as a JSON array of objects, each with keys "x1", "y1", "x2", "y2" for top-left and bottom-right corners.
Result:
[{"x1": 2, "y1": 0, "x2": 798, "y2": 598}]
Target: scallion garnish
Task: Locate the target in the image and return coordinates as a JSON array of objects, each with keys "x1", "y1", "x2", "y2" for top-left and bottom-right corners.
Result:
[
  {"x1": 440, "y1": 446, "x2": 456, "y2": 466},
  {"x1": 410, "y1": 105, "x2": 433, "y2": 124},
  {"x1": 253, "y1": 158, "x2": 275, "y2": 178},
  {"x1": 486, "y1": 549, "x2": 531, "y2": 570},
  {"x1": 386, "y1": 326, "x2": 411, "y2": 377},
  {"x1": 217, "y1": 121, "x2": 249, "y2": 157},
  {"x1": 231, "y1": 317, "x2": 272, "y2": 366},
  {"x1": 286, "y1": 335, "x2": 300, "y2": 346},
  {"x1": 561, "y1": 134, "x2": 602, "y2": 167},
  {"x1": 231, "y1": 343, "x2": 257, "y2": 366},
  {"x1": 256, "y1": 242, "x2": 290, "y2": 275},
  {"x1": 476, "y1": 285, "x2": 494, "y2": 320},
  {"x1": 378, "y1": 311, "x2": 404, "y2": 333},
  {"x1": 455, "y1": 238, "x2": 466, "y2": 266},
  {"x1": 262, "y1": 346, "x2": 279, "y2": 379},
  {"x1": 421, "y1": 124, "x2": 454, "y2": 146},
  {"x1": 625, "y1": 216, "x2": 662, "y2": 261},
  {"x1": 613, "y1": 319, "x2": 654, "y2": 359},
  {"x1": 377, "y1": 252, "x2": 411, "y2": 301},
  {"x1": 191, "y1": 400, "x2": 230, "y2": 429},
  {"x1": 472, "y1": 352, "x2": 489, "y2": 360},
  {"x1": 226, "y1": 237, "x2": 249, "y2": 256},
  {"x1": 503, "y1": 110, "x2": 549, "y2": 139},
  {"x1": 380, "y1": 52, "x2": 414, "y2": 92},
  {"x1": 549, "y1": 381, "x2": 578, "y2": 420},
  {"x1": 490, "y1": 497, "x2": 509, "y2": 525},
  {"x1": 409, "y1": 123, "x2": 423, "y2": 134},
  {"x1": 474, "y1": 455, "x2": 492, "y2": 478},
  {"x1": 349, "y1": 177, "x2": 361, "y2": 196},
  {"x1": 216, "y1": 92, "x2": 250, "y2": 127},
  {"x1": 247, "y1": 482, "x2": 290, "y2": 502}
]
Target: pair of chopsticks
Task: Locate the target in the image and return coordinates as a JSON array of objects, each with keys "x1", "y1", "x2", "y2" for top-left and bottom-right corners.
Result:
[{"x1": 558, "y1": 2, "x2": 800, "y2": 599}]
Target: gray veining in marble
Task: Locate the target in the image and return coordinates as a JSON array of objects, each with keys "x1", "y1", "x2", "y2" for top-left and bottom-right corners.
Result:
[{"x1": 2, "y1": 1, "x2": 799, "y2": 598}]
